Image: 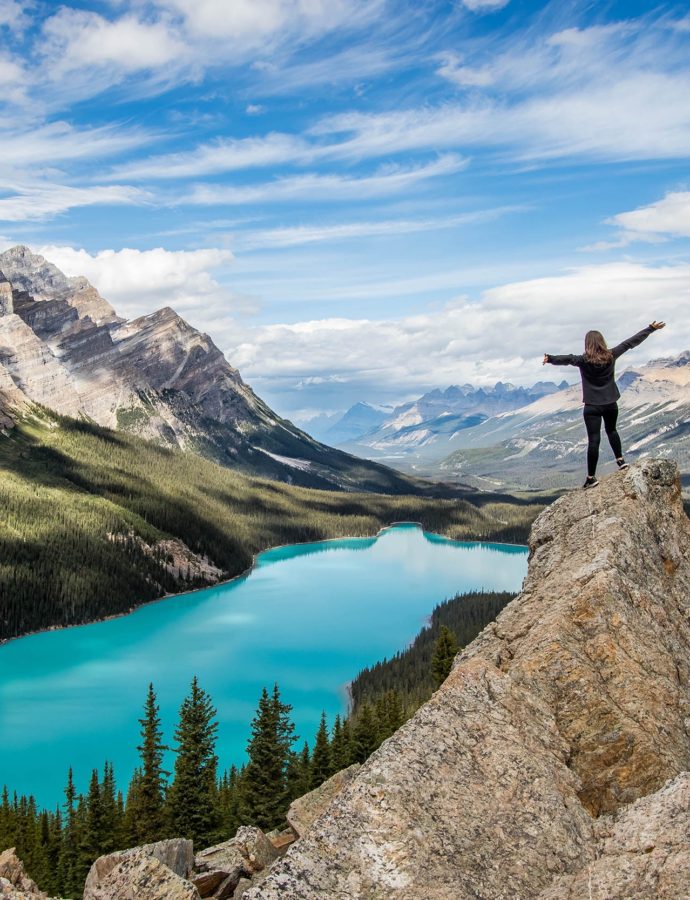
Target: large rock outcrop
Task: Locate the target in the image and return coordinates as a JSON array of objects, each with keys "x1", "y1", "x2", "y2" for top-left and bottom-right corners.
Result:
[
  {"x1": 247, "y1": 459, "x2": 690, "y2": 899},
  {"x1": 0, "y1": 848, "x2": 46, "y2": 899}
]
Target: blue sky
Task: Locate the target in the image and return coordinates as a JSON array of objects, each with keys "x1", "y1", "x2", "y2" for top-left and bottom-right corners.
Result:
[{"x1": 1, "y1": 0, "x2": 689, "y2": 422}]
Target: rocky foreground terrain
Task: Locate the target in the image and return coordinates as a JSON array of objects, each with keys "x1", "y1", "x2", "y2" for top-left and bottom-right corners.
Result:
[
  {"x1": 3, "y1": 458, "x2": 689, "y2": 898},
  {"x1": 0, "y1": 246, "x2": 421, "y2": 493}
]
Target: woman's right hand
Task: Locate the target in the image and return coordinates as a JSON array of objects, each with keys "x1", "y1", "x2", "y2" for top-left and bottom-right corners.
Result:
[
  {"x1": 543, "y1": 354, "x2": 549, "y2": 365},
  {"x1": 649, "y1": 321, "x2": 666, "y2": 330}
]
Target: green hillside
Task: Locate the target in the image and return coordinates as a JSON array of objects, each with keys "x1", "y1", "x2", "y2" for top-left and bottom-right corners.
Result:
[{"x1": 0, "y1": 410, "x2": 548, "y2": 642}]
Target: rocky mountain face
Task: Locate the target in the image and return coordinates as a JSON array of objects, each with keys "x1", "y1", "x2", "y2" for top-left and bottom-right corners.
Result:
[
  {"x1": 431, "y1": 352, "x2": 690, "y2": 490},
  {"x1": 336, "y1": 380, "x2": 568, "y2": 461},
  {"x1": 244, "y1": 459, "x2": 690, "y2": 897},
  {"x1": 308, "y1": 401, "x2": 393, "y2": 445},
  {"x1": 0, "y1": 247, "x2": 421, "y2": 493}
]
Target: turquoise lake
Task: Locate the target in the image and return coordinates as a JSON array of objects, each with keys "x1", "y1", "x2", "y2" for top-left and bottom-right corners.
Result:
[{"x1": 0, "y1": 525, "x2": 527, "y2": 808}]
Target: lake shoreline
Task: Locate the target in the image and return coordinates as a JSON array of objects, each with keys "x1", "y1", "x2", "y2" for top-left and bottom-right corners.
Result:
[{"x1": 0, "y1": 521, "x2": 528, "y2": 649}]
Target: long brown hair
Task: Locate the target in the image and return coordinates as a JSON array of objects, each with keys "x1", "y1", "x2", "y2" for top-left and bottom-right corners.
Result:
[{"x1": 584, "y1": 330, "x2": 613, "y2": 365}]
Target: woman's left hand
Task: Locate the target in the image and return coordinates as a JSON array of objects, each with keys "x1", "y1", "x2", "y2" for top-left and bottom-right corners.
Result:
[
  {"x1": 543, "y1": 354, "x2": 549, "y2": 365},
  {"x1": 649, "y1": 321, "x2": 666, "y2": 330}
]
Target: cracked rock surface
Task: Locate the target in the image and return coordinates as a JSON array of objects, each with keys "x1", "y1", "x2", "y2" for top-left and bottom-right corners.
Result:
[{"x1": 247, "y1": 459, "x2": 690, "y2": 899}]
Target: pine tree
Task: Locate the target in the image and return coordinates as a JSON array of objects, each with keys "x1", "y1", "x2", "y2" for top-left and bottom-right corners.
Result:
[
  {"x1": 286, "y1": 740, "x2": 312, "y2": 802},
  {"x1": 132, "y1": 683, "x2": 169, "y2": 844},
  {"x1": 78, "y1": 769, "x2": 103, "y2": 885},
  {"x1": 166, "y1": 676, "x2": 220, "y2": 849},
  {"x1": 99, "y1": 762, "x2": 119, "y2": 854},
  {"x1": 122, "y1": 770, "x2": 143, "y2": 847},
  {"x1": 57, "y1": 768, "x2": 79, "y2": 898},
  {"x1": 329, "y1": 715, "x2": 348, "y2": 772},
  {"x1": 340, "y1": 718, "x2": 354, "y2": 766},
  {"x1": 431, "y1": 626, "x2": 459, "y2": 688},
  {"x1": 309, "y1": 713, "x2": 332, "y2": 789},
  {"x1": 375, "y1": 689, "x2": 405, "y2": 742},
  {"x1": 217, "y1": 765, "x2": 241, "y2": 836},
  {"x1": 351, "y1": 704, "x2": 378, "y2": 763},
  {"x1": 0, "y1": 786, "x2": 11, "y2": 851},
  {"x1": 240, "y1": 684, "x2": 297, "y2": 830}
]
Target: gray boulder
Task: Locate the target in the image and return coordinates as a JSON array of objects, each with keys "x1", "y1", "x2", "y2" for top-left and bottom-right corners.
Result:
[
  {"x1": 83, "y1": 838, "x2": 194, "y2": 899},
  {"x1": 84, "y1": 852, "x2": 199, "y2": 900}
]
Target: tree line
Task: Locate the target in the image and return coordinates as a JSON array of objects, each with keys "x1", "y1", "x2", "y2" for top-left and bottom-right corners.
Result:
[
  {"x1": 1, "y1": 588, "x2": 514, "y2": 897},
  {"x1": 0, "y1": 678, "x2": 411, "y2": 897},
  {"x1": 0, "y1": 414, "x2": 544, "y2": 642}
]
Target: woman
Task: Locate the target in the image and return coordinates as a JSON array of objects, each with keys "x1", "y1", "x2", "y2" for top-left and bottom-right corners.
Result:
[{"x1": 543, "y1": 321, "x2": 666, "y2": 488}]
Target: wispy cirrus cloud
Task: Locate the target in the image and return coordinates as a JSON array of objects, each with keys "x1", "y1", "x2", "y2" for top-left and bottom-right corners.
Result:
[
  {"x1": 0, "y1": 184, "x2": 148, "y2": 222},
  {"x1": 109, "y1": 133, "x2": 314, "y2": 181},
  {"x1": 312, "y1": 18, "x2": 690, "y2": 164},
  {"x1": 238, "y1": 206, "x2": 519, "y2": 249},
  {"x1": 156, "y1": 0, "x2": 383, "y2": 44},
  {"x1": 183, "y1": 154, "x2": 468, "y2": 206},
  {"x1": 460, "y1": 0, "x2": 511, "y2": 13},
  {"x1": 0, "y1": 121, "x2": 152, "y2": 171}
]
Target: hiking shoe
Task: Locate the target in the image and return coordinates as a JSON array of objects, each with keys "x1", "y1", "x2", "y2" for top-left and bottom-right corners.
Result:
[
  {"x1": 616, "y1": 458, "x2": 629, "y2": 470},
  {"x1": 583, "y1": 476, "x2": 599, "y2": 489}
]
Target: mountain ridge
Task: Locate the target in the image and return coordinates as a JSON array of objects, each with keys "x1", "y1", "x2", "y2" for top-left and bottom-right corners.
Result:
[
  {"x1": 0, "y1": 246, "x2": 433, "y2": 495},
  {"x1": 432, "y1": 350, "x2": 690, "y2": 490},
  {"x1": 325, "y1": 379, "x2": 569, "y2": 456}
]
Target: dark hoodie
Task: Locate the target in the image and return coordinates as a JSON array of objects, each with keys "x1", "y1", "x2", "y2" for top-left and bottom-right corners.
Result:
[{"x1": 546, "y1": 326, "x2": 654, "y2": 405}]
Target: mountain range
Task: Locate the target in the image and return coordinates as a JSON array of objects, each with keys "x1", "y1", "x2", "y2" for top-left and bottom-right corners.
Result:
[
  {"x1": 317, "y1": 354, "x2": 689, "y2": 492},
  {"x1": 324, "y1": 380, "x2": 569, "y2": 459},
  {"x1": 0, "y1": 246, "x2": 428, "y2": 495},
  {"x1": 428, "y1": 352, "x2": 690, "y2": 490}
]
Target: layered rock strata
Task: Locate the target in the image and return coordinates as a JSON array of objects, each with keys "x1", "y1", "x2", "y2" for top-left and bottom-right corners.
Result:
[
  {"x1": 246, "y1": 459, "x2": 690, "y2": 899},
  {"x1": 0, "y1": 246, "x2": 414, "y2": 492}
]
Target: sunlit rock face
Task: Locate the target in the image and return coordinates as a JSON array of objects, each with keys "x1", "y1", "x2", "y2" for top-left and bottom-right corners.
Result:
[
  {"x1": 246, "y1": 459, "x2": 690, "y2": 899},
  {"x1": 0, "y1": 246, "x2": 413, "y2": 492}
]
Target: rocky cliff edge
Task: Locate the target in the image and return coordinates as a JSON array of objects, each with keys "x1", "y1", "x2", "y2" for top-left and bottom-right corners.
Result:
[{"x1": 247, "y1": 459, "x2": 690, "y2": 899}]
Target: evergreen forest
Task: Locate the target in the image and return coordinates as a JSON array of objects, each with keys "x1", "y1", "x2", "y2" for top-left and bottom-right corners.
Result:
[
  {"x1": 0, "y1": 589, "x2": 510, "y2": 897},
  {"x1": 0, "y1": 410, "x2": 549, "y2": 641}
]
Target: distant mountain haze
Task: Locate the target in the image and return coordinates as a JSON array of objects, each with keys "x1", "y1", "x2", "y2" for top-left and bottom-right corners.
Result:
[
  {"x1": 330, "y1": 380, "x2": 569, "y2": 459},
  {"x1": 429, "y1": 352, "x2": 690, "y2": 490},
  {"x1": 0, "y1": 246, "x2": 429, "y2": 495}
]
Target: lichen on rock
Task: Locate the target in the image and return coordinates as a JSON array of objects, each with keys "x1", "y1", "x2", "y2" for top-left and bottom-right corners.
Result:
[{"x1": 245, "y1": 459, "x2": 690, "y2": 899}]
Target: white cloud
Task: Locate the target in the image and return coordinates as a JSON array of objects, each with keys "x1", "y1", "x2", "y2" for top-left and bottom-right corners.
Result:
[
  {"x1": 0, "y1": 121, "x2": 150, "y2": 171},
  {"x1": 158, "y1": 0, "x2": 380, "y2": 43},
  {"x1": 238, "y1": 207, "x2": 518, "y2": 249},
  {"x1": 229, "y1": 262, "x2": 690, "y2": 395},
  {"x1": 42, "y1": 9, "x2": 186, "y2": 76},
  {"x1": 316, "y1": 20, "x2": 690, "y2": 164},
  {"x1": 0, "y1": 0, "x2": 28, "y2": 32},
  {"x1": 0, "y1": 184, "x2": 147, "y2": 222},
  {"x1": 436, "y1": 52, "x2": 493, "y2": 87},
  {"x1": 460, "y1": 0, "x2": 510, "y2": 12},
  {"x1": 110, "y1": 134, "x2": 313, "y2": 181},
  {"x1": 34, "y1": 245, "x2": 236, "y2": 321},
  {"x1": 184, "y1": 154, "x2": 467, "y2": 206},
  {"x1": 315, "y1": 70, "x2": 690, "y2": 163},
  {"x1": 607, "y1": 191, "x2": 690, "y2": 242}
]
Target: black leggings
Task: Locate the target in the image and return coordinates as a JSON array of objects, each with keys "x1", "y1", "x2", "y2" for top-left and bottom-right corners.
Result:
[{"x1": 583, "y1": 402, "x2": 622, "y2": 477}]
